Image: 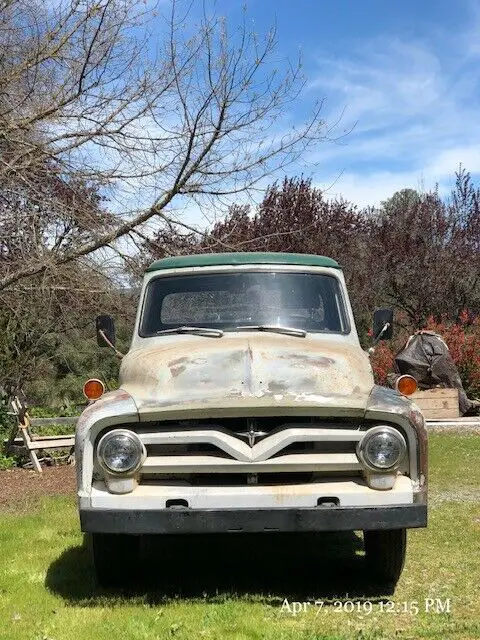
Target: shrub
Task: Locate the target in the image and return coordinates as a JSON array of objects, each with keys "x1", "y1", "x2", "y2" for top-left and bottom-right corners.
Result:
[
  {"x1": 0, "y1": 399, "x2": 21, "y2": 468},
  {"x1": 29, "y1": 404, "x2": 82, "y2": 418},
  {"x1": 370, "y1": 341, "x2": 396, "y2": 386},
  {"x1": 0, "y1": 398, "x2": 15, "y2": 448},
  {"x1": 0, "y1": 453, "x2": 16, "y2": 470}
]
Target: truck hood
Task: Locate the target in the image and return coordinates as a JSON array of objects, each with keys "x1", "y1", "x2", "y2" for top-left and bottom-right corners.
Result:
[{"x1": 119, "y1": 333, "x2": 375, "y2": 420}]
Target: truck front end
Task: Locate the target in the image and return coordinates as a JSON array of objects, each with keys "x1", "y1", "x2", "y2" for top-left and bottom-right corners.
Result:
[{"x1": 76, "y1": 253, "x2": 427, "y2": 586}]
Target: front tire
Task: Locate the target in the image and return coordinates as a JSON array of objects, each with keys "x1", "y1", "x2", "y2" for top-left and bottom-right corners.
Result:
[
  {"x1": 363, "y1": 529, "x2": 406, "y2": 587},
  {"x1": 92, "y1": 533, "x2": 140, "y2": 587}
]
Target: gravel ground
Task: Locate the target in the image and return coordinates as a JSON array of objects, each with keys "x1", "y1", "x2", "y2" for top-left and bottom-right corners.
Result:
[{"x1": 0, "y1": 466, "x2": 76, "y2": 513}]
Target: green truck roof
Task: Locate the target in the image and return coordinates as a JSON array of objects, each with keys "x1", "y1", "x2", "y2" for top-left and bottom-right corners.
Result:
[{"x1": 146, "y1": 252, "x2": 342, "y2": 272}]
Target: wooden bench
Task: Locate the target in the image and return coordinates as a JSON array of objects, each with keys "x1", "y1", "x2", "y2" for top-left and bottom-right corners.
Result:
[{"x1": 5, "y1": 397, "x2": 77, "y2": 473}]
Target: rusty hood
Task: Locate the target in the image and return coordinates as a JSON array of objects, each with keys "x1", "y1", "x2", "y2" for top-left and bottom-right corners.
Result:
[{"x1": 119, "y1": 333, "x2": 375, "y2": 420}]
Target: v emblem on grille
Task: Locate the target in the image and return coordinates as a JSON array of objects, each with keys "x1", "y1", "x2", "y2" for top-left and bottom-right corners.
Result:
[{"x1": 236, "y1": 418, "x2": 268, "y2": 447}]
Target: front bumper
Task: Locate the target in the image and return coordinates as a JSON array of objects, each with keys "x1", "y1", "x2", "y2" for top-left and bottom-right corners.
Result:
[{"x1": 80, "y1": 503, "x2": 426, "y2": 534}]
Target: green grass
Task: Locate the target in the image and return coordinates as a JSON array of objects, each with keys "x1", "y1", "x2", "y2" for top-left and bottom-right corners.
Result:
[
  {"x1": 429, "y1": 431, "x2": 480, "y2": 494},
  {"x1": 1, "y1": 432, "x2": 479, "y2": 640}
]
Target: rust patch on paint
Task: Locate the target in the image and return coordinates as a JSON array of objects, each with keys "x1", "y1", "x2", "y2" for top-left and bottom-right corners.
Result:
[
  {"x1": 228, "y1": 351, "x2": 244, "y2": 364},
  {"x1": 169, "y1": 357, "x2": 188, "y2": 367},
  {"x1": 169, "y1": 356, "x2": 189, "y2": 378},
  {"x1": 170, "y1": 364, "x2": 186, "y2": 378},
  {"x1": 268, "y1": 380, "x2": 289, "y2": 394}
]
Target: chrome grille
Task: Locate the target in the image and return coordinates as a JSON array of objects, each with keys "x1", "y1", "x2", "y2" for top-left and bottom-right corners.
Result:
[{"x1": 133, "y1": 419, "x2": 366, "y2": 478}]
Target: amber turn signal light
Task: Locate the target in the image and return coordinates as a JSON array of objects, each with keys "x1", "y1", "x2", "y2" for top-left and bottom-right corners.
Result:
[
  {"x1": 395, "y1": 374, "x2": 418, "y2": 396},
  {"x1": 83, "y1": 378, "x2": 105, "y2": 400}
]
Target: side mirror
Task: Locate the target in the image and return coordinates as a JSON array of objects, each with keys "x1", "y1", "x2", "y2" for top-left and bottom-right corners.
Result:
[
  {"x1": 373, "y1": 308, "x2": 394, "y2": 341},
  {"x1": 96, "y1": 315, "x2": 116, "y2": 347}
]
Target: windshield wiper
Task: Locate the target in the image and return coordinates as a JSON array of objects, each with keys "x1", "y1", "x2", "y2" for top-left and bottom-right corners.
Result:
[
  {"x1": 235, "y1": 325, "x2": 307, "y2": 338},
  {"x1": 156, "y1": 326, "x2": 224, "y2": 338}
]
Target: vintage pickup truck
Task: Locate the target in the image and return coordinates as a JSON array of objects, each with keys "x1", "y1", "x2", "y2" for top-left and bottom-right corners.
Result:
[{"x1": 76, "y1": 252, "x2": 427, "y2": 586}]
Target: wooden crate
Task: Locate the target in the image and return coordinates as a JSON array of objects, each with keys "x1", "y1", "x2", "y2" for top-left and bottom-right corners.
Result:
[{"x1": 411, "y1": 388, "x2": 460, "y2": 419}]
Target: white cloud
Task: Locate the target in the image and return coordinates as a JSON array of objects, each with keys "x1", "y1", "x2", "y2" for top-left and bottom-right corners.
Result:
[
  {"x1": 316, "y1": 145, "x2": 480, "y2": 208},
  {"x1": 427, "y1": 146, "x2": 480, "y2": 177},
  {"x1": 306, "y1": 16, "x2": 480, "y2": 207},
  {"x1": 311, "y1": 39, "x2": 443, "y2": 127},
  {"x1": 317, "y1": 171, "x2": 434, "y2": 208}
]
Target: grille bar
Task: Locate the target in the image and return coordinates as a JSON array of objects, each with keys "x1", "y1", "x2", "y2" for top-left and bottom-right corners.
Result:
[
  {"x1": 138, "y1": 427, "x2": 363, "y2": 463},
  {"x1": 142, "y1": 453, "x2": 360, "y2": 474}
]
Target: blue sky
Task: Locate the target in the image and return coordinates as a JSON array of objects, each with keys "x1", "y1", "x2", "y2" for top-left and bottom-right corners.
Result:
[{"x1": 196, "y1": 0, "x2": 480, "y2": 206}]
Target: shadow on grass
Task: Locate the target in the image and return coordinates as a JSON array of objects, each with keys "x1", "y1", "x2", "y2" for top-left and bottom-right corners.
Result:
[{"x1": 46, "y1": 531, "x2": 395, "y2": 604}]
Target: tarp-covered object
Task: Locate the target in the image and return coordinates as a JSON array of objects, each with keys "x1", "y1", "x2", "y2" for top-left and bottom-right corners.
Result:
[{"x1": 394, "y1": 330, "x2": 472, "y2": 415}]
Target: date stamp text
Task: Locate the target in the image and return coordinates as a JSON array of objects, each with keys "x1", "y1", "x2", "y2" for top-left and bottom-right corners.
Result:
[{"x1": 281, "y1": 598, "x2": 452, "y2": 616}]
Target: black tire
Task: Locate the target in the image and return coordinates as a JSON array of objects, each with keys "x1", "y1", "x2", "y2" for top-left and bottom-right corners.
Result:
[
  {"x1": 363, "y1": 529, "x2": 407, "y2": 586},
  {"x1": 92, "y1": 533, "x2": 140, "y2": 587}
]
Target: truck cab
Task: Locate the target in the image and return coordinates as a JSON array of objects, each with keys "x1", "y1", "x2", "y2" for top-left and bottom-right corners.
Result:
[{"x1": 76, "y1": 252, "x2": 427, "y2": 587}]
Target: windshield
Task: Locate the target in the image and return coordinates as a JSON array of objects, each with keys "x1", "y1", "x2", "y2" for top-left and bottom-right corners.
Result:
[{"x1": 139, "y1": 271, "x2": 349, "y2": 336}]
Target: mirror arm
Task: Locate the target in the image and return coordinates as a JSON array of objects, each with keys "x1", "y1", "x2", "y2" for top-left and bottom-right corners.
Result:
[
  {"x1": 372, "y1": 321, "x2": 390, "y2": 346},
  {"x1": 98, "y1": 329, "x2": 125, "y2": 359}
]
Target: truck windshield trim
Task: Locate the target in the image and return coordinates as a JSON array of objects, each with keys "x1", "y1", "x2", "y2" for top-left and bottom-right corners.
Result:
[{"x1": 139, "y1": 271, "x2": 351, "y2": 337}]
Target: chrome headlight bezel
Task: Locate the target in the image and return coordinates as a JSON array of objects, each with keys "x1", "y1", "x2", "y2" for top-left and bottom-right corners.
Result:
[
  {"x1": 97, "y1": 428, "x2": 146, "y2": 476},
  {"x1": 357, "y1": 425, "x2": 407, "y2": 472}
]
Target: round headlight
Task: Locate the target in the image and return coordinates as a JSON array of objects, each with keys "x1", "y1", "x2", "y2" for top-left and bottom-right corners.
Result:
[
  {"x1": 357, "y1": 426, "x2": 406, "y2": 471},
  {"x1": 97, "y1": 429, "x2": 145, "y2": 475}
]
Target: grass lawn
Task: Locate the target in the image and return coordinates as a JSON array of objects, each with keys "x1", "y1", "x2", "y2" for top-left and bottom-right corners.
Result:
[{"x1": 0, "y1": 432, "x2": 479, "y2": 640}]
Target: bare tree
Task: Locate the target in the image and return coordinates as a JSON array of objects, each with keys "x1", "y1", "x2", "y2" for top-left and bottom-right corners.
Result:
[{"x1": 0, "y1": 0, "x2": 329, "y2": 291}]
